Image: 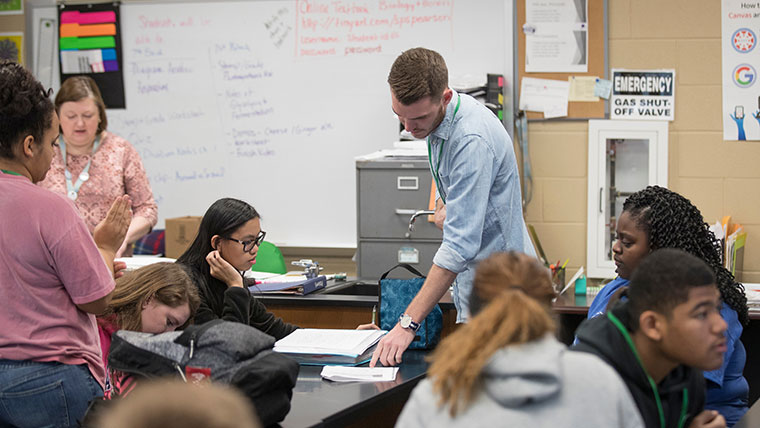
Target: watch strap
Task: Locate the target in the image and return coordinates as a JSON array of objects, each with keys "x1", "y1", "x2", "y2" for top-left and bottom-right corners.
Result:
[{"x1": 399, "y1": 313, "x2": 421, "y2": 332}]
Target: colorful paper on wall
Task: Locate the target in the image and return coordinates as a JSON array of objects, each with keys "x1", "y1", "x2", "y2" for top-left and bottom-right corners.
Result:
[
  {"x1": 0, "y1": 0, "x2": 23, "y2": 15},
  {"x1": 58, "y1": 3, "x2": 125, "y2": 108},
  {"x1": 721, "y1": 0, "x2": 760, "y2": 141},
  {"x1": 59, "y1": 13, "x2": 118, "y2": 72}
]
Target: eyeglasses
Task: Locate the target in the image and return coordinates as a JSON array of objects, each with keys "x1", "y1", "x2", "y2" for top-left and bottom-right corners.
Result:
[{"x1": 224, "y1": 230, "x2": 266, "y2": 252}]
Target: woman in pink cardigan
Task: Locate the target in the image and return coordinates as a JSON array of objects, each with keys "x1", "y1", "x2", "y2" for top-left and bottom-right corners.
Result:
[{"x1": 39, "y1": 76, "x2": 158, "y2": 256}]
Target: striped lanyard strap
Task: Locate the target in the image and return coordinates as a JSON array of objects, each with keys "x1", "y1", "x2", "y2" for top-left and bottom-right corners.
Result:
[
  {"x1": 60, "y1": 135, "x2": 101, "y2": 201},
  {"x1": 426, "y1": 94, "x2": 461, "y2": 205}
]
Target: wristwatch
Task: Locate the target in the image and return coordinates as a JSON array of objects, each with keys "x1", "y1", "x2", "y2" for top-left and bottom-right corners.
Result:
[{"x1": 398, "y1": 313, "x2": 421, "y2": 332}]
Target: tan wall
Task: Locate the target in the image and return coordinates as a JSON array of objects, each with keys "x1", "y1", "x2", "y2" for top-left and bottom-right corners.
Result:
[
  {"x1": 0, "y1": 11, "x2": 25, "y2": 63},
  {"x1": 527, "y1": 0, "x2": 760, "y2": 282}
]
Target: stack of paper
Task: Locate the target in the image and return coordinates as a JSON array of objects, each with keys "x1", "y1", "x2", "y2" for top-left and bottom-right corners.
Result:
[
  {"x1": 321, "y1": 366, "x2": 399, "y2": 382},
  {"x1": 744, "y1": 284, "x2": 760, "y2": 309},
  {"x1": 710, "y1": 216, "x2": 747, "y2": 280},
  {"x1": 274, "y1": 329, "x2": 386, "y2": 366}
]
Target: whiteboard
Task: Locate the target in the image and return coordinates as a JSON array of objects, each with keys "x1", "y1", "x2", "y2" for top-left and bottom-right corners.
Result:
[{"x1": 31, "y1": 0, "x2": 513, "y2": 248}]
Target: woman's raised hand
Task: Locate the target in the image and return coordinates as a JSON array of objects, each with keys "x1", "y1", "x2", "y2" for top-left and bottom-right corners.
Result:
[
  {"x1": 94, "y1": 195, "x2": 132, "y2": 255},
  {"x1": 206, "y1": 250, "x2": 244, "y2": 288}
]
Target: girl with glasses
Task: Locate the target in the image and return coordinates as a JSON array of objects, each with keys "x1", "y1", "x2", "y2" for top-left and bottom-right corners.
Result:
[{"x1": 176, "y1": 198, "x2": 297, "y2": 339}]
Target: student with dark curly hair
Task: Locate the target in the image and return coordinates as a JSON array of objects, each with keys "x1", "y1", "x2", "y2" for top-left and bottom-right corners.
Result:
[
  {"x1": 0, "y1": 60, "x2": 131, "y2": 427},
  {"x1": 587, "y1": 185, "x2": 749, "y2": 426}
]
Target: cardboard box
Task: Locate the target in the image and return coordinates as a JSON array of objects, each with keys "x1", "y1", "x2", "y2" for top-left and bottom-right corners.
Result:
[{"x1": 164, "y1": 216, "x2": 202, "y2": 258}]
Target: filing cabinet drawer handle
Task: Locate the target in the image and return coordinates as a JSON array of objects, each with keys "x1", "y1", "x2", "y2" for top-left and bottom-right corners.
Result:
[
  {"x1": 395, "y1": 209, "x2": 417, "y2": 215},
  {"x1": 397, "y1": 176, "x2": 419, "y2": 190}
]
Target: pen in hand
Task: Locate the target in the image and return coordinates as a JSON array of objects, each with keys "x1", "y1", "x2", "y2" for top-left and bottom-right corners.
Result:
[{"x1": 372, "y1": 305, "x2": 377, "y2": 325}]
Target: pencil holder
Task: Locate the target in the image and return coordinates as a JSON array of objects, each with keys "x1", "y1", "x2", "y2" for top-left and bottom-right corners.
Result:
[{"x1": 552, "y1": 269, "x2": 566, "y2": 294}]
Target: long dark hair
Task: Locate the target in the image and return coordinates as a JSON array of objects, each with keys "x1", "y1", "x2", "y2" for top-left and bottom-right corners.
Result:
[
  {"x1": 623, "y1": 186, "x2": 749, "y2": 325},
  {"x1": 176, "y1": 198, "x2": 259, "y2": 278}
]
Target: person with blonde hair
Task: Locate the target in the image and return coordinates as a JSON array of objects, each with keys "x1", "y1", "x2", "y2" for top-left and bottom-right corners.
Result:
[
  {"x1": 39, "y1": 75, "x2": 157, "y2": 256},
  {"x1": 396, "y1": 252, "x2": 643, "y2": 428},
  {"x1": 96, "y1": 380, "x2": 261, "y2": 428},
  {"x1": 98, "y1": 262, "x2": 200, "y2": 397}
]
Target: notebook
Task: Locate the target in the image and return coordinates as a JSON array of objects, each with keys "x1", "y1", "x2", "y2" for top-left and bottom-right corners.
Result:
[{"x1": 274, "y1": 329, "x2": 386, "y2": 366}]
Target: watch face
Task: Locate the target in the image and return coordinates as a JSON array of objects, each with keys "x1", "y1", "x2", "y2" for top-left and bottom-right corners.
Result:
[{"x1": 400, "y1": 315, "x2": 411, "y2": 328}]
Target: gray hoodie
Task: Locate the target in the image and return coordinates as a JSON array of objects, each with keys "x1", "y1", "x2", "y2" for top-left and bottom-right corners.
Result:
[{"x1": 396, "y1": 335, "x2": 643, "y2": 428}]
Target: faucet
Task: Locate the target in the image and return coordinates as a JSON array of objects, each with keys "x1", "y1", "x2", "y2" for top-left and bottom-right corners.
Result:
[{"x1": 405, "y1": 210, "x2": 435, "y2": 238}]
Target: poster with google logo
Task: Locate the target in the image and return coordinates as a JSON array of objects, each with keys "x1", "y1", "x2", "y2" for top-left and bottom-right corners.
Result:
[{"x1": 722, "y1": 0, "x2": 760, "y2": 141}]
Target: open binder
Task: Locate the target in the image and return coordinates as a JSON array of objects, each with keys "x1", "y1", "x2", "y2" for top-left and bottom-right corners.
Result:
[{"x1": 274, "y1": 329, "x2": 386, "y2": 366}]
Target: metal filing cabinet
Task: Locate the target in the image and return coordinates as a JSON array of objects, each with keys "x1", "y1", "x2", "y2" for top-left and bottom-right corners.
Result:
[{"x1": 356, "y1": 153, "x2": 442, "y2": 279}]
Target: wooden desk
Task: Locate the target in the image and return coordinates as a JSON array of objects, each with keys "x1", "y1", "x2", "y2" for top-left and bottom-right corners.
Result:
[
  {"x1": 279, "y1": 351, "x2": 428, "y2": 428},
  {"x1": 257, "y1": 280, "x2": 459, "y2": 337}
]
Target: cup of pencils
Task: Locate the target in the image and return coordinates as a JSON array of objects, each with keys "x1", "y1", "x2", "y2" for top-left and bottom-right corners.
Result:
[{"x1": 550, "y1": 259, "x2": 569, "y2": 294}]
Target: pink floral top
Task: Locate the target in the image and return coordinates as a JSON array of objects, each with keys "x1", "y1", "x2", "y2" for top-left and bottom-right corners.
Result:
[{"x1": 38, "y1": 131, "x2": 158, "y2": 232}]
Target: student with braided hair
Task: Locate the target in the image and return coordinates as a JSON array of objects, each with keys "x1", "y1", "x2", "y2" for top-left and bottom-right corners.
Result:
[
  {"x1": 396, "y1": 252, "x2": 643, "y2": 428},
  {"x1": 587, "y1": 185, "x2": 749, "y2": 425}
]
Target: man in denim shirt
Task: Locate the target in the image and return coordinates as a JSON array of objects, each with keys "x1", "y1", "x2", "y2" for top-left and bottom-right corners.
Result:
[{"x1": 371, "y1": 48, "x2": 535, "y2": 367}]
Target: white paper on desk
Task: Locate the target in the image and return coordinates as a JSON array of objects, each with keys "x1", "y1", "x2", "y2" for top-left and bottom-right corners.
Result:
[
  {"x1": 519, "y1": 77, "x2": 570, "y2": 116},
  {"x1": 243, "y1": 271, "x2": 307, "y2": 283},
  {"x1": 321, "y1": 366, "x2": 399, "y2": 382},
  {"x1": 115, "y1": 256, "x2": 176, "y2": 271}
]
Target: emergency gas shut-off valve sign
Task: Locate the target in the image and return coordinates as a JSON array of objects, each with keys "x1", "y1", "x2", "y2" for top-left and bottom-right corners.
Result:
[{"x1": 611, "y1": 69, "x2": 676, "y2": 121}]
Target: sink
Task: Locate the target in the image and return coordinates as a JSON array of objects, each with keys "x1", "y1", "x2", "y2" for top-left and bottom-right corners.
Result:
[{"x1": 321, "y1": 281, "x2": 378, "y2": 296}]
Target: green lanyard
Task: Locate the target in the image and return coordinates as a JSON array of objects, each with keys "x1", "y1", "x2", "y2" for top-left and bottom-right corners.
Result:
[
  {"x1": 0, "y1": 169, "x2": 22, "y2": 176},
  {"x1": 426, "y1": 94, "x2": 461, "y2": 205},
  {"x1": 608, "y1": 312, "x2": 689, "y2": 428}
]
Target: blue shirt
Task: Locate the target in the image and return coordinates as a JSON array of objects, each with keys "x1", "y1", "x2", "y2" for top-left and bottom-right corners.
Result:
[
  {"x1": 428, "y1": 91, "x2": 535, "y2": 322},
  {"x1": 587, "y1": 277, "x2": 629, "y2": 320},
  {"x1": 588, "y1": 278, "x2": 748, "y2": 425}
]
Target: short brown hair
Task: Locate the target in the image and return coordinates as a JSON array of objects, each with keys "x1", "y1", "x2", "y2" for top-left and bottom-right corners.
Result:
[
  {"x1": 103, "y1": 263, "x2": 200, "y2": 332},
  {"x1": 55, "y1": 75, "x2": 108, "y2": 134},
  {"x1": 387, "y1": 47, "x2": 448, "y2": 105}
]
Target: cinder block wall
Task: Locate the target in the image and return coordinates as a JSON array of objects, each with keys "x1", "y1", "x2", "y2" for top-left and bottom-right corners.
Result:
[{"x1": 527, "y1": 0, "x2": 760, "y2": 282}]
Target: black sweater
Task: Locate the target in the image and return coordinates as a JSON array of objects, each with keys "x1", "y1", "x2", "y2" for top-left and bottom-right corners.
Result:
[
  {"x1": 573, "y1": 302, "x2": 706, "y2": 428},
  {"x1": 181, "y1": 263, "x2": 298, "y2": 340}
]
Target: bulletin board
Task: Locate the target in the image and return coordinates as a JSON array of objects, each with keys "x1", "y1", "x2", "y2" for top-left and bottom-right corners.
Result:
[{"x1": 516, "y1": 0, "x2": 607, "y2": 119}]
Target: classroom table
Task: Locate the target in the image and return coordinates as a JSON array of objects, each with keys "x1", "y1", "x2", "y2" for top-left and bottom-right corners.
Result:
[{"x1": 278, "y1": 350, "x2": 429, "y2": 428}]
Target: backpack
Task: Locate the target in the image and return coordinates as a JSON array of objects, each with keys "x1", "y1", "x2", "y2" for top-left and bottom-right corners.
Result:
[{"x1": 106, "y1": 319, "x2": 300, "y2": 426}]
